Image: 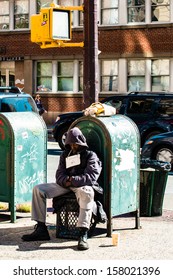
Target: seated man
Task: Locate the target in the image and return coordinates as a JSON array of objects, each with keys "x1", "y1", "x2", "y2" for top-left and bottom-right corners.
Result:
[{"x1": 22, "y1": 127, "x2": 102, "y2": 250}]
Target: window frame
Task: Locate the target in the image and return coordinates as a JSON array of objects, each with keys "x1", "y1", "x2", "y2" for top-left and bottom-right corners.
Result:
[
  {"x1": 127, "y1": 0, "x2": 146, "y2": 23},
  {"x1": 100, "y1": 59, "x2": 118, "y2": 93},
  {"x1": 0, "y1": 0, "x2": 9, "y2": 30},
  {"x1": 14, "y1": 0, "x2": 29, "y2": 29},
  {"x1": 151, "y1": 59, "x2": 170, "y2": 92},
  {"x1": 36, "y1": 61, "x2": 52, "y2": 92},
  {"x1": 57, "y1": 61, "x2": 74, "y2": 92},
  {"x1": 100, "y1": 0, "x2": 119, "y2": 25},
  {"x1": 127, "y1": 59, "x2": 146, "y2": 92},
  {"x1": 151, "y1": 0, "x2": 170, "y2": 23}
]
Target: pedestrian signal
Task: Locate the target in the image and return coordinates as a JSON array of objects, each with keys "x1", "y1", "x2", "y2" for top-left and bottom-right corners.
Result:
[{"x1": 31, "y1": 6, "x2": 72, "y2": 44}]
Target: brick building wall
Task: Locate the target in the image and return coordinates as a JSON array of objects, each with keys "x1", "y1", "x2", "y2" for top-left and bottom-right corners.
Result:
[
  {"x1": 42, "y1": 95, "x2": 84, "y2": 124},
  {"x1": 1, "y1": 25, "x2": 173, "y2": 124},
  {"x1": 1, "y1": 26, "x2": 173, "y2": 59}
]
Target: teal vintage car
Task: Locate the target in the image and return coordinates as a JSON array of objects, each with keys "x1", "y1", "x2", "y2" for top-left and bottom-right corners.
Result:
[{"x1": 0, "y1": 86, "x2": 38, "y2": 113}]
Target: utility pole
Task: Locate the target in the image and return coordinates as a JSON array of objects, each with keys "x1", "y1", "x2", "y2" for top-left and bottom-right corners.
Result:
[{"x1": 83, "y1": 0, "x2": 99, "y2": 109}]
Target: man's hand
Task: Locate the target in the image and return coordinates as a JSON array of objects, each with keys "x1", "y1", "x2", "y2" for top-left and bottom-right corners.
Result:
[{"x1": 65, "y1": 177, "x2": 72, "y2": 187}]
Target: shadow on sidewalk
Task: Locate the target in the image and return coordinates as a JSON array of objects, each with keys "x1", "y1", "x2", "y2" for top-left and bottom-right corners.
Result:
[
  {"x1": 0, "y1": 223, "x2": 79, "y2": 252},
  {"x1": 0, "y1": 211, "x2": 107, "y2": 253},
  {"x1": 1, "y1": 210, "x2": 173, "y2": 255}
]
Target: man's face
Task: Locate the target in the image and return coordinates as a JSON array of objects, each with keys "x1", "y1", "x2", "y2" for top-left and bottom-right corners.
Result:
[{"x1": 70, "y1": 143, "x2": 80, "y2": 153}]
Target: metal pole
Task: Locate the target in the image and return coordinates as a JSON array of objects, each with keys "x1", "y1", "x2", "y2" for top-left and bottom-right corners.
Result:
[{"x1": 83, "y1": 0, "x2": 99, "y2": 109}]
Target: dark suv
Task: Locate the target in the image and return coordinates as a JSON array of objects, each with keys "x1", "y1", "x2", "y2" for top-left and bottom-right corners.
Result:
[{"x1": 53, "y1": 92, "x2": 173, "y2": 149}]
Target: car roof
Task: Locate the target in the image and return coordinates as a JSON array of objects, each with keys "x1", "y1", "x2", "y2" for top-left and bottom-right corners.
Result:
[
  {"x1": 104, "y1": 91, "x2": 173, "y2": 97},
  {"x1": 128, "y1": 91, "x2": 173, "y2": 96},
  {"x1": 102, "y1": 92, "x2": 173, "y2": 103},
  {"x1": 0, "y1": 86, "x2": 31, "y2": 99}
]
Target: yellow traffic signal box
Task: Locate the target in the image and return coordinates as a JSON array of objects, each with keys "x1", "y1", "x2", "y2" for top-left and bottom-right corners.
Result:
[
  {"x1": 31, "y1": 7, "x2": 72, "y2": 44},
  {"x1": 31, "y1": 8, "x2": 50, "y2": 43}
]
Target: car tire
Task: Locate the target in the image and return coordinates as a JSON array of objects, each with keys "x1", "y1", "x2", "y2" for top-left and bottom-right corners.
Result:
[
  {"x1": 56, "y1": 126, "x2": 69, "y2": 150},
  {"x1": 153, "y1": 145, "x2": 173, "y2": 170}
]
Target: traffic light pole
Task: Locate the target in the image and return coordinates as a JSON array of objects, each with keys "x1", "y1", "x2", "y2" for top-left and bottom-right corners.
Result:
[{"x1": 83, "y1": 0, "x2": 99, "y2": 108}]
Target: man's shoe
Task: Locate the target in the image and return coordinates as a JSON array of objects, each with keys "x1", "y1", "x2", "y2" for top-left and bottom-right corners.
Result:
[
  {"x1": 21, "y1": 224, "x2": 50, "y2": 242},
  {"x1": 77, "y1": 230, "x2": 89, "y2": 250},
  {"x1": 78, "y1": 236, "x2": 89, "y2": 250}
]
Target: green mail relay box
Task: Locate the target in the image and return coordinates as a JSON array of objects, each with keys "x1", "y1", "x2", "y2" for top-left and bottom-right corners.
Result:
[
  {"x1": 0, "y1": 112, "x2": 47, "y2": 222},
  {"x1": 71, "y1": 115, "x2": 140, "y2": 236}
]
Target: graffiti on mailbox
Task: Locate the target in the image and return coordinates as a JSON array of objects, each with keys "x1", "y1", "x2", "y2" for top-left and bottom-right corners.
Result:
[
  {"x1": 16, "y1": 132, "x2": 45, "y2": 201},
  {"x1": 18, "y1": 170, "x2": 44, "y2": 196},
  {"x1": 19, "y1": 143, "x2": 38, "y2": 171}
]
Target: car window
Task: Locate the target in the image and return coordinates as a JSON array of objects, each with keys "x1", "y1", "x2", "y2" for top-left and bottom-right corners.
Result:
[
  {"x1": 141, "y1": 99, "x2": 155, "y2": 113},
  {"x1": 157, "y1": 99, "x2": 173, "y2": 116},
  {"x1": 1, "y1": 103, "x2": 12, "y2": 112},
  {"x1": 103, "y1": 96, "x2": 127, "y2": 113},
  {"x1": 104, "y1": 99, "x2": 122, "y2": 113},
  {"x1": 1, "y1": 97, "x2": 38, "y2": 113},
  {"x1": 127, "y1": 98, "x2": 155, "y2": 114}
]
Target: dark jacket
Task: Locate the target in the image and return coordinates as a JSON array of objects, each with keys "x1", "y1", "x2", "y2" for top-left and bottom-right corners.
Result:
[
  {"x1": 35, "y1": 99, "x2": 46, "y2": 116},
  {"x1": 55, "y1": 127, "x2": 102, "y2": 188}
]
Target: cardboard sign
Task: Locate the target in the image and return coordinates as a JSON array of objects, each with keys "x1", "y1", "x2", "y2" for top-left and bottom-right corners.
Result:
[{"x1": 66, "y1": 154, "x2": 80, "y2": 168}]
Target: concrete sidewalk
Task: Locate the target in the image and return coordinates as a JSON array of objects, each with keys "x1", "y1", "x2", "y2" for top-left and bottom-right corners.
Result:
[
  {"x1": 0, "y1": 162, "x2": 173, "y2": 260},
  {"x1": 0, "y1": 206, "x2": 173, "y2": 260}
]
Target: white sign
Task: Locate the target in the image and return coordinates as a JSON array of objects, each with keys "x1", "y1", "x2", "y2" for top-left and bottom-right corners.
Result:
[
  {"x1": 52, "y1": 9, "x2": 71, "y2": 40},
  {"x1": 66, "y1": 154, "x2": 80, "y2": 169}
]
